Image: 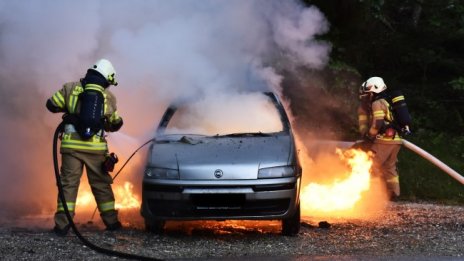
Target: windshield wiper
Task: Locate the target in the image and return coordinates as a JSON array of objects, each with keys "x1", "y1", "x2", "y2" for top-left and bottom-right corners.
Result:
[
  {"x1": 155, "y1": 134, "x2": 206, "y2": 144},
  {"x1": 219, "y1": 132, "x2": 271, "y2": 137}
]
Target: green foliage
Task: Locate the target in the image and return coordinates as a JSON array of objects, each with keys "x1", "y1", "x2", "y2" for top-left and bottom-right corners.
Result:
[
  {"x1": 328, "y1": 60, "x2": 361, "y2": 75},
  {"x1": 399, "y1": 133, "x2": 464, "y2": 203},
  {"x1": 449, "y1": 77, "x2": 464, "y2": 91}
]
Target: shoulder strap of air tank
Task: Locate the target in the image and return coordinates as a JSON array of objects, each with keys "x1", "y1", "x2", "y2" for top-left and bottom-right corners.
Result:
[{"x1": 84, "y1": 83, "x2": 105, "y2": 93}]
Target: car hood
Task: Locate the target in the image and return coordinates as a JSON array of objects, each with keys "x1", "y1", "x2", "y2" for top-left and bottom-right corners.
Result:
[{"x1": 148, "y1": 135, "x2": 293, "y2": 180}]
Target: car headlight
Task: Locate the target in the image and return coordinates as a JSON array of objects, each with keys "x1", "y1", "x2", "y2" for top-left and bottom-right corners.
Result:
[
  {"x1": 258, "y1": 166, "x2": 294, "y2": 179},
  {"x1": 144, "y1": 167, "x2": 179, "y2": 179}
]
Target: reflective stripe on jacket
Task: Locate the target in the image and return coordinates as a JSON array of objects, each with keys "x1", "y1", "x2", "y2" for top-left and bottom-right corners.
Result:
[{"x1": 370, "y1": 99, "x2": 402, "y2": 144}]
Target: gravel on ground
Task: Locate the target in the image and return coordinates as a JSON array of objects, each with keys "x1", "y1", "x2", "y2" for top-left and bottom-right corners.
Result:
[{"x1": 0, "y1": 201, "x2": 463, "y2": 260}]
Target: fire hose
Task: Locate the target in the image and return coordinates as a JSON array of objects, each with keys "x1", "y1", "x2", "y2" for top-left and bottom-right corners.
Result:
[
  {"x1": 402, "y1": 139, "x2": 464, "y2": 185},
  {"x1": 353, "y1": 138, "x2": 464, "y2": 185},
  {"x1": 53, "y1": 122, "x2": 161, "y2": 260}
]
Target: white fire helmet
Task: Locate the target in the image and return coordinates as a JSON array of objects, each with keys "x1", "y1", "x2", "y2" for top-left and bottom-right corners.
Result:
[
  {"x1": 360, "y1": 76, "x2": 386, "y2": 94},
  {"x1": 90, "y1": 59, "x2": 118, "y2": 86}
]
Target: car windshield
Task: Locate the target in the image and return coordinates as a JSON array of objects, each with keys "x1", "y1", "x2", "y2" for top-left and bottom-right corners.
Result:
[{"x1": 164, "y1": 93, "x2": 285, "y2": 136}]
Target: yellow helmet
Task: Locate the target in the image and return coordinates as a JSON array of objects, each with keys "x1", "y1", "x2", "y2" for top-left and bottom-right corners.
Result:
[{"x1": 90, "y1": 59, "x2": 118, "y2": 86}]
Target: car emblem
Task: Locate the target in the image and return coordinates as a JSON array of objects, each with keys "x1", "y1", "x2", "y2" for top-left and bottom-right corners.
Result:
[{"x1": 214, "y1": 169, "x2": 223, "y2": 178}]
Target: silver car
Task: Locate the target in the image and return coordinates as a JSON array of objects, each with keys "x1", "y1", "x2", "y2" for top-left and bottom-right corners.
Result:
[{"x1": 141, "y1": 92, "x2": 302, "y2": 236}]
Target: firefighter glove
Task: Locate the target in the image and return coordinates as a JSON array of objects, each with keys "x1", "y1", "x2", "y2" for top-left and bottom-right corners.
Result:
[
  {"x1": 363, "y1": 133, "x2": 376, "y2": 143},
  {"x1": 102, "y1": 153, "x2": 119, "y2": 172}
]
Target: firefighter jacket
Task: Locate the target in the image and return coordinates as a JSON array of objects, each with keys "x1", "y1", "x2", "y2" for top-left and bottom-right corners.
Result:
[
  {"x1": 47, "y1": 81, "x2": 123, "y2": 154},
  {"x1": 358, "y1": 98, "x2": 402, "y2": 145}
]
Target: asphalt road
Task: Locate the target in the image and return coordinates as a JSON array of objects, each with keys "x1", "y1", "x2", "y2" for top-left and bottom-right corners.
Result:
[{"x1": 0, "y1": 201, "x2": 463, "y2": 260}]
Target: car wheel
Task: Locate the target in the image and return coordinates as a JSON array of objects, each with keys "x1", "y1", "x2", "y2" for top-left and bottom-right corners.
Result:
[
  {"x1": 145, "y1": 219, "x2": 165, "y2": 234},
  {"x1": 281, "y1": 204, "x2": 300, "y2": 236}
]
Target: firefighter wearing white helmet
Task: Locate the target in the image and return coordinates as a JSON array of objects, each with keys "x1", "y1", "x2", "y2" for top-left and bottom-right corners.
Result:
[
  {"x1": 357, "y1": 76, "x2": 402, "y2": 201},
  {"x1": 91, "y1": 58, "x2": 118, "y2": 86},
  {"x1": 360, "y1": 76, "x2": 386, "y2": 93},
  {"x1": 46, "y1": 58, "x2": 123, "y2": 236}
]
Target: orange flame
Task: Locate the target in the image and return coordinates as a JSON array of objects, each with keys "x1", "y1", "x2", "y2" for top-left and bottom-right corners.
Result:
[
  {"x1": 114, "y1": 181, "x2": 140, "y2": 209},
  {"x1": 76, "y1": 189, "x2": 94, "y2": 208},
  {"x1": 76, "y1": 181, "x2": 140, "y2": 211},
  {"x1": 301, "y1": 148, "x2": 375, "y2": 218}
]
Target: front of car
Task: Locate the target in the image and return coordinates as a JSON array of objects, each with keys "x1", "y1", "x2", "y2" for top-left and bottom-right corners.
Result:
[{"x1": 141, "y1": 92, "x2": 302, "y2": 235}]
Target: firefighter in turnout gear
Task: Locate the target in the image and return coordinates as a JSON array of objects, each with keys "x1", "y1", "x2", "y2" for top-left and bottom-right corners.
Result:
[
  {"x1": 46, "y1": 59, "x2": 124, "y2": 236},
  {"x1": 358, "y1": 76, "x2": 402, "y2": 200}
]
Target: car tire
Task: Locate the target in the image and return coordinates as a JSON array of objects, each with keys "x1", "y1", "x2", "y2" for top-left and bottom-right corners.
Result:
[
  {"x1": 145, "y1": 219, "x2": 165, "y2": 234},
  {"x1": 281, "y1": 204, "x2": 300, "y2": 236}
]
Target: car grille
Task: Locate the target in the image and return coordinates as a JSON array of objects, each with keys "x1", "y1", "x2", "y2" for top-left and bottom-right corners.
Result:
[
  {"x1": 253, "y1": 183, "x2": 295, "y2": 192},
  {"x1": 143, "y1": 183, "x2": 184, "y2": 193},
  {"x1": 147, "y1": 197, "x2": 290, "y2": 218}
]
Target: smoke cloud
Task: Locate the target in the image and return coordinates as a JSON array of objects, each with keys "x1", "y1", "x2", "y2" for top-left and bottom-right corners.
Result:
[{"x1": 0, "y1": 0, "x2": 330, "y2": 219}]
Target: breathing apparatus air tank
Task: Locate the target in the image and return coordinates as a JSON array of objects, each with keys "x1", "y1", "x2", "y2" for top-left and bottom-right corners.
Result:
[
  {"x1": 389, "y1": 90, "x2": 412, "y2": 135},
  {"x1": 78, "y1": 89, "x2": 105, "y2": 139}
]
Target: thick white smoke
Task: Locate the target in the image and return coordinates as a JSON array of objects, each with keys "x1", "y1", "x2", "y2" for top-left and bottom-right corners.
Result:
[{"x1": 0, "y1": 0, "x2": 330, "y2": 218}]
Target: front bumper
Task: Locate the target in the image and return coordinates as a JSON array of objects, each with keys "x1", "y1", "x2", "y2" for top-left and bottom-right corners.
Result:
[{"x1": 141, "y1": 177, "x2": 301, "y2": 221}]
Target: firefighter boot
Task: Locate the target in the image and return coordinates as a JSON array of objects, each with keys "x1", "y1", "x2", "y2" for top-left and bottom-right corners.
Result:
[
  {"x1": 101, "y1": 210, "x2": 122, "y2": 231},
  {"x1": 386, "y1": 177, "x2": 400, "y2": 201},
  {"x1": 106, "y1": 221, "x2": 122, "y2": 231},
  {"x1": 53, "y1": 211, "x2": 74, "y2": 236},
  {"x1": 52, "y1": 224, "x2": 70, "y2": 237}
]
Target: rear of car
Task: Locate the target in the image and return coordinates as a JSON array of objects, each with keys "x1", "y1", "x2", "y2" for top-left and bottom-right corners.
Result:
[{"x1": 141, "y1": 92, "x2": 302, "y2": 235}]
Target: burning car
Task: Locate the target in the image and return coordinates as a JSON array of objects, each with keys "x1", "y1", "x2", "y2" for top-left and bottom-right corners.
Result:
[{"x1": 141, "y1": 92, "x2": 302, "y2": 236}]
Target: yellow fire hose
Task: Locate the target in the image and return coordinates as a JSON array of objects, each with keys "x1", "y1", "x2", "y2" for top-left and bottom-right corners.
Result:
[{"x1": 402, "y1": 139, "x2": 464, "y2": 185}]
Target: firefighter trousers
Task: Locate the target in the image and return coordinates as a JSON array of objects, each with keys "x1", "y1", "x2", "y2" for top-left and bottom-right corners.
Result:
[
  {"x1": 370, "y1": 143, "x2": 402, "y2": 199},
  {"x1": 54, "y1": 150, "x2": 119, "y2": 230}
]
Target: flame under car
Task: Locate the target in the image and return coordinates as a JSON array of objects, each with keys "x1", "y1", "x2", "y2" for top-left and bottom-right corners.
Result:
[{"x1": 141, "y1": 92, "x2": 302, "y2": 235}]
